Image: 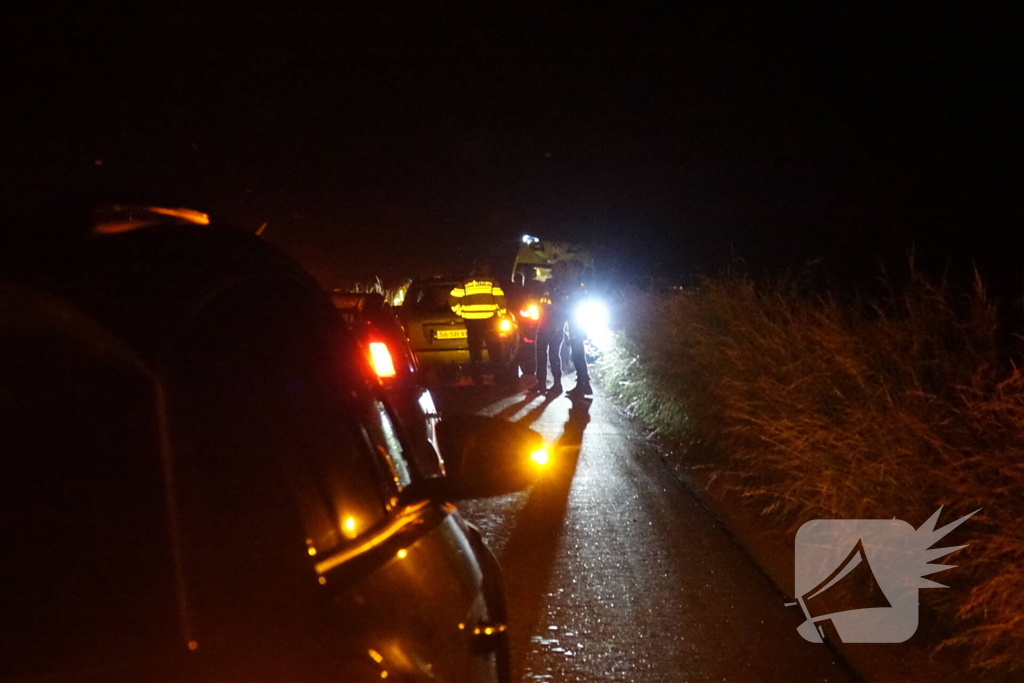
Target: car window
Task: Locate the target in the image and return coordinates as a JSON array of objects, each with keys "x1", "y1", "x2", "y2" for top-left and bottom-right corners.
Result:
[{"x1": 408, "y1": 283, "x2": 456, "y2": 313}]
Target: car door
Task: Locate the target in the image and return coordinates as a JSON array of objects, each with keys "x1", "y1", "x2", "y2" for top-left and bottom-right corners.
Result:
[
  {"x1": 265, "y1": 298, "x2": 505, "y2": 681},
  {"x1": 170, "y1": 277, "x2": 504, "y2": 681},
  {"x1": 166, "y1": 279, "x2": 361, "y2": 681}
]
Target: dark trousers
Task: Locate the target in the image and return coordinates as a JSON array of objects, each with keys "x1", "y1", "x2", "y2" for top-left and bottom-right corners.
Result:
[
  {"x1": 536, "y1": 323, "x2": 565, "y2": 382},
  {"x1": 465, "y1": 317, "x2": 502, "y2": 380},
  {"x1": 567, "y1": 325, "x2": 590, "y2": 384}
]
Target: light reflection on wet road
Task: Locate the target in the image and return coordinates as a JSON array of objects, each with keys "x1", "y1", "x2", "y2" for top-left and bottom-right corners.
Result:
[{"x1": 436, "y1": 378, "x2": 858, "y2": 683}]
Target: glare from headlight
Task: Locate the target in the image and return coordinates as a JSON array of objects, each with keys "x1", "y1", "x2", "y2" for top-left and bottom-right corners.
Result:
[{"x1": 575, "y1": 299, "x2": 610, "y2": 340}]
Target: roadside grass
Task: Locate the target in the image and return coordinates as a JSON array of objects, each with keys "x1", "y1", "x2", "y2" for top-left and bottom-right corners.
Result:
[{"x1": 597, "y1": 273, "x2": 1024, "y2": 673}]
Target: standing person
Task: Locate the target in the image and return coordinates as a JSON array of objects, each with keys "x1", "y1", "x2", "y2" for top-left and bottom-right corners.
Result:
[
  {"x1": 448, "y1": 260, "x2": 508, "y2": 385},
  {"x1": 563, "y1": 260, "x2": 593, "y2": 397},
  {"x1": 508, "y1": 269, "x2": 546, "y2": 380},
  {"x1": 536, "y1": 261, "x2": 570, "y2": 394}
]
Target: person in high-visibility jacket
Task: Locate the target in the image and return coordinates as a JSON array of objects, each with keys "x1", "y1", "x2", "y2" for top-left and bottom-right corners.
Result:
[{"x1": 449, "y1": 260, "x2": 508, "y2": 385}]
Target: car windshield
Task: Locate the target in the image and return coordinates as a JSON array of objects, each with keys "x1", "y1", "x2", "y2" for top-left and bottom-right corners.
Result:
[{"x1": 406, "y1": 283, "x2": 457, "y2": 313}]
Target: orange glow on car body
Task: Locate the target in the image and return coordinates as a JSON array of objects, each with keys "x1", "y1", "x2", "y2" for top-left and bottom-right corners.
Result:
[{"x1": 92, "y1": 205, "x2": 211, "y2": 234}]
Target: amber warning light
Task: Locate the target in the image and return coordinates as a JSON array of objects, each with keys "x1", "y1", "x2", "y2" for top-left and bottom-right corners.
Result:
[
  {"x1": 368, "y1": 342, "x2": 397, "y2": 378},
  {"x1": 520, "y1": 304, "x2": 540, "y2": 320}
]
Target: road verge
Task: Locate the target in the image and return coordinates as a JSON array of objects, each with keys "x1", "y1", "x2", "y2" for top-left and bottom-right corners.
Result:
[{"x1": 595, "y1": 275, "x2": 1024, "y2": 681}]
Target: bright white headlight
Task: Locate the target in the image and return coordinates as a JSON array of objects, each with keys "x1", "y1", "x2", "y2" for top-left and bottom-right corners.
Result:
[{"x1": 576, "y1": 299, "x2": 610, "y2": 339}]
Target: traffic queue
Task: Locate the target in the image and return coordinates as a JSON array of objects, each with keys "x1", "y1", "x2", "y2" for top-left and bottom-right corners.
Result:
[
  {"x1": 391, "y1": 234, "x2": 605, "y2": 395},
  {"x1": 0, "y1": 201, "x2": 563, "y2": 683}
]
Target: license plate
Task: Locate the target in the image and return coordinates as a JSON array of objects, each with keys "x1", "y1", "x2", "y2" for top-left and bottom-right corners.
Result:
[{"x1": 435, "y1": 329, "x2": 467, "y2": 340}]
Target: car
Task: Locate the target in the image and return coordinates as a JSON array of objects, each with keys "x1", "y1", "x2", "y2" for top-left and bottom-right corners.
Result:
[
  {"x1": 331, "y1": 290, "x2": 445, "y2": 478},
  {"x1": 0, "y1": 203, "x2": 534, "y2": 682},
  {"x1": 397, "y1": 276, "x2": 519, "y2": 385}
]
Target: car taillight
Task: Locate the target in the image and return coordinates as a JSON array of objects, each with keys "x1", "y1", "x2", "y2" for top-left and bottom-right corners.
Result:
[{"x1": 368, "y1": 341, "x2": 397, "y2": 378}]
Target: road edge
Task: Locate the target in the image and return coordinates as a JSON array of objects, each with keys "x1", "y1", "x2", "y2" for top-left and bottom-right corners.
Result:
[{"x1": 599, "y1": 386, "x2": 981, "y2": 683}]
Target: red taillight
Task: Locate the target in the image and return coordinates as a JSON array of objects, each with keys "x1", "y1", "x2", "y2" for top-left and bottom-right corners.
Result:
[{"x1": 368, "y1": 341, "x2": 397, "y2": 378}]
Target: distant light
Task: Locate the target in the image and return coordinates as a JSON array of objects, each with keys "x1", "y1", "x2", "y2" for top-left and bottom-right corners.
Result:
[
  {"x1": 530, "y1": 447, "x2": 550, "y2": 467},
  {"x1": 343, "y1": 516, "x2": 358, "y2": 537},
  {"x1": 307, "y1": 546, "x2": 317, "y2": 557},
  {"x1": 368, "y1": 342, "x2": 397, "y2": 378},
  {"x1": 368, "y1": 649, "x2": 384, "y2": 664},
  {"x1": 397, "y1": 548, "x2": 408, "y2": 559},
  {"x1": 522, "y1": 234, "x2": 539, "y2": 245}
]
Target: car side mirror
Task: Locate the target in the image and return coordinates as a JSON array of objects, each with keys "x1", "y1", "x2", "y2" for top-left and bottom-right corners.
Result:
[{"x1": 436, "y1": 414, "x2": 549, "y2": 499}]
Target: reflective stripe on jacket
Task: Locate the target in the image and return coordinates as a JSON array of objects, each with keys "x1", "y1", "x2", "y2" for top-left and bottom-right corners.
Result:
[{"x1": 449, "y1": 279, "x2": 507, "y2": 319}]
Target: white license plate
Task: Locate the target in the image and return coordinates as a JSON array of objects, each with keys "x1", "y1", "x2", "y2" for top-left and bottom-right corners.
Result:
[{"x1": 435, "y1": 329, "x2": 467, "y2": 340}]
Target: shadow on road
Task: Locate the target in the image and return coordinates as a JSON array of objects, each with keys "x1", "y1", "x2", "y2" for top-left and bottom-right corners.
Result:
[
  {"x1": 493, "y1": 392, "x2": 539, "y2": 421},
  {"x1": 510, "y1": 391, "x2": 559, "y2": 428},
  {"x1": 500, "y1": 395, "x2": 591, "y2": 680},
  {"x1": 430, "y1": 381, "x2": 594, "y2": 678}
]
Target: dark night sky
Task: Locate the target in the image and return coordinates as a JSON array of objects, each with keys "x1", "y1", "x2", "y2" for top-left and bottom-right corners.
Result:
[{"x1": 2, "y1": 7, "x2": 1020, "y2": 293}]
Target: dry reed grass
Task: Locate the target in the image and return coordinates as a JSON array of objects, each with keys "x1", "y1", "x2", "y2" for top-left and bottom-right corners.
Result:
[{"x1": 599, "y1": 272, "x2": 1024, "y2": 672}]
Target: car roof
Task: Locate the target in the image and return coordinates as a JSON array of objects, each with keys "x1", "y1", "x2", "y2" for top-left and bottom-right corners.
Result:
[{"x1": 4, "y1": 222, "x2": 333, "y2": 370}]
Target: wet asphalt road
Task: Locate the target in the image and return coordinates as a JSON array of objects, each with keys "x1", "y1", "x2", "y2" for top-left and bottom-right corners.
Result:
[{"x1": 434, "y1": 375, "x2": 858, "y2": 683}]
